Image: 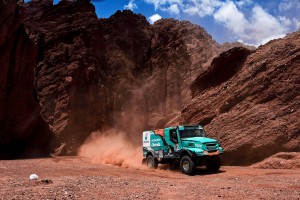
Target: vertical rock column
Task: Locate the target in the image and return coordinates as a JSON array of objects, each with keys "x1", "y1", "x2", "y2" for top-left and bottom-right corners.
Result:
[{"x1": 0, "y1": 0, "x2": 52, "y2": 158}]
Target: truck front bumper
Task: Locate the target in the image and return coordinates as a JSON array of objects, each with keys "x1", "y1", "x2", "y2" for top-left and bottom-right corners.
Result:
[{"x1": 200, "y1": 150, "x2": 221, "y2": 156}]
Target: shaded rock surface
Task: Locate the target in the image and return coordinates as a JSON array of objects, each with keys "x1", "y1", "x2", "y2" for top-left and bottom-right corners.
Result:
[
  {"x1": 20, "y1": 0, "x2": 104, "y2": 154},
  {"x1": 0, "y1": 0, "x2": 52, "y2": 158},
  {"x1": 182, "y1": 32, "x2": 300, "y2": 165}
]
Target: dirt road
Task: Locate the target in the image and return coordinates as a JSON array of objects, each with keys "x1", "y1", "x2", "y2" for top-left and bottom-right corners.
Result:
[{"x1": 0, "y1": 157, "x2": 299, "y2": 199}]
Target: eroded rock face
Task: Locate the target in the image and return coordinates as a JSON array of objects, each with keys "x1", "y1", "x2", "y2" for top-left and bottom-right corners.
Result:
[
  {"x1": 12, "y1": 0, "x2": 221, "y2": 153},
  {"x1": 96, "y1": 10, "x2": 153, "y2": 143},
  {"x1": 182, "y1": 32, "x2": 300, "y2": 165},
  {"x1": 146, "y1": 19, "x2": 221, "y2": 128},
  {"x1": 0, "y1": 0, "x2": 52, "y2": 158},
  {"x1": 20, "y1": 0, "x2": 105, "y2": 155},
  {"x1": 2, "y1": 0, "x2": 298, "y2": 165},
  {"x1": 191, "y1": 47, "x2": 252, "y2": 96}
]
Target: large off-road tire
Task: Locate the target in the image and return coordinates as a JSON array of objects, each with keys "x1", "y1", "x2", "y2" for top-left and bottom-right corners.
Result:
[
  {"x1": 180, "y1": 156, "x2": 195, "y2": 175},
  {"x1": 146, "y1": 155, "x2": 158, "y2": 169},
  {"x1": 206, "y1": 156, "x2": 221, "y2": 172}
]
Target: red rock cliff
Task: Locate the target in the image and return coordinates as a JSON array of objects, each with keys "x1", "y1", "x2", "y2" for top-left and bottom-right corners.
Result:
[
  {"x1": 1, "y1": 0, "x2": 298, "y2": 165},
  {"x1": 182, "y1": 33, "x2": 300, "y2": 165},
  {"x1": 0, "y1": 0, "x2": 52, "y2": 158},
  {"x1": 17, "y1": 0, "x2": 222, "y2": 153}
]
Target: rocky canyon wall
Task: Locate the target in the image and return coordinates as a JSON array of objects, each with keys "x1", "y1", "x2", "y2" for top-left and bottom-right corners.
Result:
[
  {"x1": 0, "y1": 0, "x2": 52, "y2": 158},
  {"x1": 0, "y1": 0, "x2": 298, "y2": 164},
  {"x1": 182, "y1": 33, "x2": 300, "y2": 164}
]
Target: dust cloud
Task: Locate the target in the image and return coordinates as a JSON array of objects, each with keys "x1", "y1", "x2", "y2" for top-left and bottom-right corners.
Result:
[{"x1": 78, "y1": 129, "x2": 146, "y2": 169}]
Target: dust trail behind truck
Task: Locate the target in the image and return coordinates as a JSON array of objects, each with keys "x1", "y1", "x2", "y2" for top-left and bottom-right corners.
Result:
[{"x1": 142, "y1": 125, "x2": 223, "y2": 175}]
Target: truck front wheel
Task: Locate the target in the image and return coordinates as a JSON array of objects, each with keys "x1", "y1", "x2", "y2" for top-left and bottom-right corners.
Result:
[
  {"x1": 180, "y1": 156, "x2": 195, "y2": 175},
  {"x1": 146, "y1": 155, "x2": 158, "y2": 169}
]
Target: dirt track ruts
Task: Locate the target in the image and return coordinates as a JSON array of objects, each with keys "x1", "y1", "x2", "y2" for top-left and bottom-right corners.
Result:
[{"x1": 0, "y1": 157, "x2": 299, "y2": 199}]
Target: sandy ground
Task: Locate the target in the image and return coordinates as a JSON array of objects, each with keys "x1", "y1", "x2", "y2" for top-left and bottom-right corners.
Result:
[{"x1": 0, "y1": 156, "x2": 299, "y2": 200}]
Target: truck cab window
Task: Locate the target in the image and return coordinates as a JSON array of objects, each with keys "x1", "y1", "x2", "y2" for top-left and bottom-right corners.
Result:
[{"x1": 170, "y1": 130, "x2": 178, "y2": 143}]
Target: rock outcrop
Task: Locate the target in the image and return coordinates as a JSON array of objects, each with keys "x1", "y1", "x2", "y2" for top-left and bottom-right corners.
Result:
[
  {"x1": 0, "y1": 0, "x2": 52, "y2": 158},
  {"x1": 146, "y1": 19, "x2": 221, "y2": 128},
  {"x1": 252, "y1": 152, "x2": 300, "y2": 169},
  {"x1": 20, "y1": 0, "x2": 105, "y2": 155},
  {"x1": 3, "y1": 0, "x2": 221, "y2": 154},
  {"x1": 182, "y1": 32, "x2": 300, "y2": 165},
  {"x1": 1, "y1": 0, "x2": 298, "y2": 165}
]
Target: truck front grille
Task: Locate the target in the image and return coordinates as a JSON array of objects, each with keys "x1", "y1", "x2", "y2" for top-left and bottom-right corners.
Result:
[{"x1": 205, "y1": 143, "x2": 217, "y2": 151}]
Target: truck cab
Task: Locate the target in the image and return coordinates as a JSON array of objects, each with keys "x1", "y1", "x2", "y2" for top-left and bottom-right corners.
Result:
[{"x1": 142, "y1": 125, "x2": 223, "y2": 175}]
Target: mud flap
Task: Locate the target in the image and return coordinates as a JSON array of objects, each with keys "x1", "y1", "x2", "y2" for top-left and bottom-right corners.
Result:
[{"x1": 142, "y1": 158, "x2": 146, "y2": 165}]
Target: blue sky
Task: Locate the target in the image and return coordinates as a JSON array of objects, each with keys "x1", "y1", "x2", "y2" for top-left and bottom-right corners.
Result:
[{"x1": 28, "y1": 0, "x2": 300, "y2": 46}]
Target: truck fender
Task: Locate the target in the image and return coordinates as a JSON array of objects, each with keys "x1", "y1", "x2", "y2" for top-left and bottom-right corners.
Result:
[
  {"x1": 146, "y1": 150, "x2": 156, "y2": 158},
  {"x1": 179, "y1": 149, "x2": 194, "y2": 158}
]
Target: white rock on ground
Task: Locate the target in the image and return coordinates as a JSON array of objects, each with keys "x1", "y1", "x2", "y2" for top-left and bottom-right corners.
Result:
[{"x1": 29, "y1": 174, "x2": 39, "y2": 180}]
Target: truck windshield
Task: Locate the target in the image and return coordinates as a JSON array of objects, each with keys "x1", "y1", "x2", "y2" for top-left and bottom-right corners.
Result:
[{"x1": 179, "y1": 129, "x2": 205, "y2": 138}]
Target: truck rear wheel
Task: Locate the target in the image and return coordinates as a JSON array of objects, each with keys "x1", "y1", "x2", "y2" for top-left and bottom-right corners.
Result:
[
  {"x1": 146, "y1": 155, "x2": 158, "y2": 169},
  {"x1": 206, "y1": 156, "x2": 221, "y2": 172},
  {"x1": 180, "y1": 156, "x2": 195, "y2": 175}
]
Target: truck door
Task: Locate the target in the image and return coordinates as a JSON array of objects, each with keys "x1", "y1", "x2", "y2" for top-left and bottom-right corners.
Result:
[{"x1": 169, "y1": 129, "x2": 180, "y2": 153}]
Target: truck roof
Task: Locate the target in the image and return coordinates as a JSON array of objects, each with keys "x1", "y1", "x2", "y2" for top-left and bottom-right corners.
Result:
[
  {"x1": 143, "y1": 125, "x2": 203, "y2": 133},
  {"x1": 162, "y1": 124, "x2": 203, "y2": 130}
]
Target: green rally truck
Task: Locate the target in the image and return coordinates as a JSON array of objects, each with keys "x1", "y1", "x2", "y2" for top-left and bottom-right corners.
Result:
[{"x1": 142, "y1": 125, "x2": 223, "y2": 175}]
